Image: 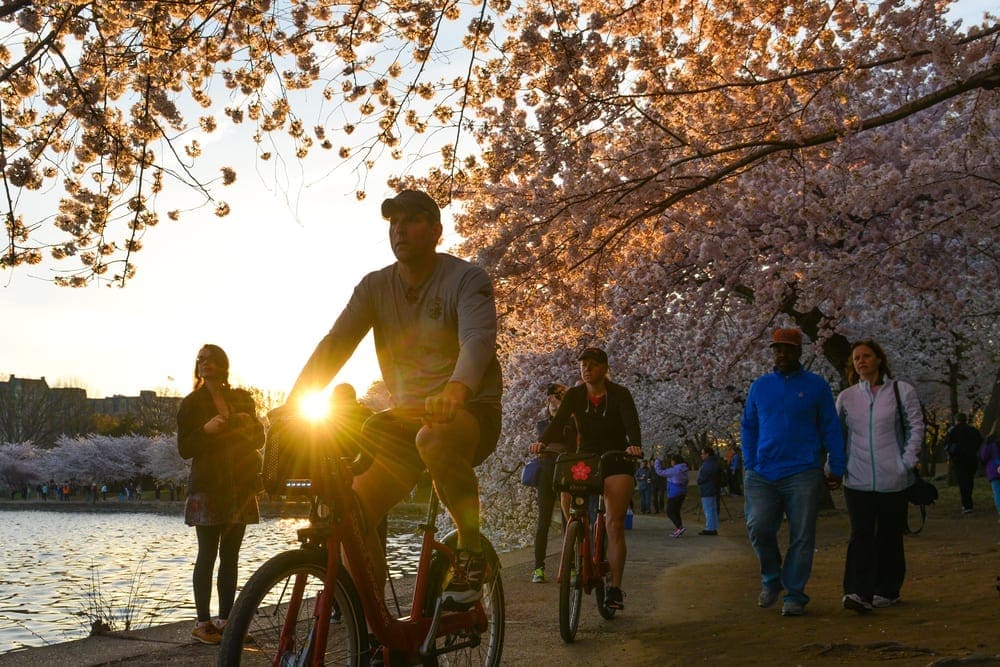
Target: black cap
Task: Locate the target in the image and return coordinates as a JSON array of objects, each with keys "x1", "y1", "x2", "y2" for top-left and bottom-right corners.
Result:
[
  {"x1": 381, "y1": 189, "x2": 441, "y2": 224},
  {"x1": 577, "y1": 347, "x2": 608, "y2": 364}
]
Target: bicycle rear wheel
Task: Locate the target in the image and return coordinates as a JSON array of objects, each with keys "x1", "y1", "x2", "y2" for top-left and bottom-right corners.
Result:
[
  {"x1": 558, "y1": 520, "x2": 584, "y2": 643},
  {"x1": 218, "y1": 548, "x2": 366, "y2": 666}
]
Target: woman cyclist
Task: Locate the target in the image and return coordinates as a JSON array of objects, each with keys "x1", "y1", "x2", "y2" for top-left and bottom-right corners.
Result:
[{"x1": 531, "y1": 347, "x2": 643, "y2": 610}]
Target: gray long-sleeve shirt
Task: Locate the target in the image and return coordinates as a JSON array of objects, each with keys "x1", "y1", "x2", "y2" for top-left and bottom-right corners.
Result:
[{"x1": 294, "y1": 253, "x2": 502, "y2": 408}]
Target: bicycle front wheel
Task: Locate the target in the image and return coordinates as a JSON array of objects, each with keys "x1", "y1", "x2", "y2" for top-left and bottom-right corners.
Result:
[
  {"x1": 558, "y1": 520, "x2": 584, "y2": 643},
  {"x1": 218, "y1": 548, "x2": 366, "y2": 666}
]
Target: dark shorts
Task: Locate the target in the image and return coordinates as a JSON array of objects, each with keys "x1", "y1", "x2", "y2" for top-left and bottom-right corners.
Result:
[
  {"x1": 361, "y1": 403, "x2": 502, "y2": 470},
  {"x1": 583, "y1": 450, "x2": 637, "y2": 479}
]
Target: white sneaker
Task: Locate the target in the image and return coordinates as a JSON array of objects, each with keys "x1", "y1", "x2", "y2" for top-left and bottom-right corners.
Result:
[
  {"x1": 842, "y1": 593, "x2": 872, "y2": 613},
  {"x1": 872, "y1": 595, "x2": 899, "y2": 608}
]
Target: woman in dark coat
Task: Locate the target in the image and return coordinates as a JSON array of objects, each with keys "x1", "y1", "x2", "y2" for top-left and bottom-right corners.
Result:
[{"x1": 177, "y1": 344, "x2": 263, "y2": 644}]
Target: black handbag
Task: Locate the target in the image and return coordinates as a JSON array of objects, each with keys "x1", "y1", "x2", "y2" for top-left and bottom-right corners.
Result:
[
  {"x1": 893, "y1": 382, "x2": 937, "y2": 534},
  {"x1": 907, "y1": 475, "x2": 938, "y2": 506}
]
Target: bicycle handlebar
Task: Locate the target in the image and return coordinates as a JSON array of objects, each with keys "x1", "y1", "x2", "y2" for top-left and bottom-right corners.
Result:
[{"x1": 532, "y1": 447, "x2": 642, "y2": 461}]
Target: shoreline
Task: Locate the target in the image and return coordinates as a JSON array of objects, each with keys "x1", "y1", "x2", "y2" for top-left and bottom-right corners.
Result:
[
  {"x1": 0, "y1": 497, "x2": 431, "y2": 521},
  {"x1": 0, "y1": 498, "x2": 308, "y2": 518}
]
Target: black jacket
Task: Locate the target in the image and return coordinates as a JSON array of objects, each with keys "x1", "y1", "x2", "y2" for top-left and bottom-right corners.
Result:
[
  {"x1": 177, "y1": 385, "x2": 264, "y2": 497},
  {"x1": 696, "y1": 453, "x2": 721, "y2": 497},
  {"x1": 539, "y1": 381, "x2": 641, "y2": 454}
]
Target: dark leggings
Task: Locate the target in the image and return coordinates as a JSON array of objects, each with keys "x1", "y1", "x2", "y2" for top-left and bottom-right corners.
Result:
[
  {"x1": 666, "y1": 494, "x2": 685, "y2": 529},
  {"x1": 534, "y1": 476, "x2": 562, "y2": 569},
  {"x1": 193, "y1": 524, "x2": 246, "y2": 622}
]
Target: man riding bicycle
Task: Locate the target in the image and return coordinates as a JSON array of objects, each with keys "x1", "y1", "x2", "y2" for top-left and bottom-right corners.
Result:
[
  {"x1": 530, "y1": 347, "x2": 643, "y2": 610},
  {"x1": 283, "y1": 189, "x2": 503, "y2": 606}
]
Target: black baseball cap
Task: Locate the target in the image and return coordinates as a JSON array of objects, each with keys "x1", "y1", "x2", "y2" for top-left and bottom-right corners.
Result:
[
  {"x1": 577, "y1": 347, "x2": 608, "y2": 364},
  {"x1": 381, "y1": 189, "x2": 441, "y2": 224}
]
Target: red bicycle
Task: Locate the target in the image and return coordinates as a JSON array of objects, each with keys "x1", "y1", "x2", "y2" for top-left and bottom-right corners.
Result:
[
  {"x1": 218, "y1": 414, "x2": 505, "y2": 666},
  {"x1": 551, "y1": 450, "x2": 633, "y2": 643}
]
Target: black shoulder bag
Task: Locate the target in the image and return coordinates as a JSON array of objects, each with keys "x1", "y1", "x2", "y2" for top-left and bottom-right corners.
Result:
[{"x1": 894, "y1": 381, "x2": 937, "y2": 534}]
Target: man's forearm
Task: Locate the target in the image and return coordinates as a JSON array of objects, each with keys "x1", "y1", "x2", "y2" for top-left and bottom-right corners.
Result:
[{"x1": 288, "y1": 333, "x2": 351, "y2": 400}]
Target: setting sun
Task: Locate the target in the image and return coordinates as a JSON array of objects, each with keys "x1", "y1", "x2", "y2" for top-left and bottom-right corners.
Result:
[{"x1": 298, "y1": 390, "x2": 331, "y2": 422}]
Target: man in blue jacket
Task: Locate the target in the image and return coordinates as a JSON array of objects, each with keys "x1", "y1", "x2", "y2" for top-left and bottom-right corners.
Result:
[{"x1": 741, "y1": 328, "x2": 845, "y2": 617}]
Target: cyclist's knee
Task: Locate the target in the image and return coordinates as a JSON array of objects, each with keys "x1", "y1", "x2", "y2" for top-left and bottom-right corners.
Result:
[{"x1": 416, "y1": 423, "x2": 477, "y2": 465}]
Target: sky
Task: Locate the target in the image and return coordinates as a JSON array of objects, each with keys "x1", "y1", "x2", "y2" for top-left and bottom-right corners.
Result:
[
  {"x1": 0, "y1": 0, "x2": 993, "y2": 401},
  {"x1": 0, "y1": 121, "x2": 450, "y2": 399}
]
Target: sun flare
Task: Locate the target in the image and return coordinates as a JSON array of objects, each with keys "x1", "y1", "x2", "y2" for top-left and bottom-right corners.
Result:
[{"x1": 298, "y1": 391, "x2": 330, "y2": 422}]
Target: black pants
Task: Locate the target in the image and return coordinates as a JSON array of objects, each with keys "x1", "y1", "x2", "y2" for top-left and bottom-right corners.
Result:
[
  {"x1": 666, "y1": 494, "x2": 685, "y2": 530},
  {"x1": 843, "y1": 487, "x2": 908, "y2": 600},
  {"x1": 729, "y1": 469, "x2": 742, "y2": 495},
  {"x1": 653, "y1": 485, "x2": 666, "y2": 513},
  {"x1": 193, "y1": 524, "x2": 246, "y2": 622},
  {"x1": 534, "y1": 461, "x2": 562, "y2": 569},
  {"x1": 954, "y1": 462, "x2": 977, "y2": 510}
]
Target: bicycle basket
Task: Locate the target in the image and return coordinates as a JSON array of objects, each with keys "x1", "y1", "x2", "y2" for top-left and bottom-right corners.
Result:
[
  {"x1": 261, "y1": 416, "x2": 347, "y2": 496},
  {"x1": 552, "y1": 453, "x2": 602, "y2": 494}
]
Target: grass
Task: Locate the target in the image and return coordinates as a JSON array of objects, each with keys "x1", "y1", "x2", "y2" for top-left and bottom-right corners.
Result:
[{"x1": 80, "y1": 552, "x2": 168, "y2": 635}]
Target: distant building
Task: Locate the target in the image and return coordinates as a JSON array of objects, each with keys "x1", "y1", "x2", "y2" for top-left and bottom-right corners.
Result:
[{"x1": 0, "y1": 375, "x2": 181, "y2": 446}]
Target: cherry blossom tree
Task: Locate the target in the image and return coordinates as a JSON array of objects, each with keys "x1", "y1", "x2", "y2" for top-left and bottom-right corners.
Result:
[{"x1": 0, "y1": 0, "x2": 493, "y2": 285}]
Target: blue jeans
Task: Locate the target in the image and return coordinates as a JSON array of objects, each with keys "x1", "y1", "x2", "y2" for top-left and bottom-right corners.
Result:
[
  {"x1": 639, "y1": 486, "x2": 652, "y2": 513},
  {"x1": 991, "y1": 479, "x2": 1000, "y2": 518},
  {"x1": 701, "y1": 495, "x2": 718, "y2": 531},
  {"x1": 744, "y1": 468, "x2": 823, "y2": 606}
]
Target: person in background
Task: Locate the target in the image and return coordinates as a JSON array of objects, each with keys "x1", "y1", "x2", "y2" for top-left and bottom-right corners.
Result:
[
  {"x1": 651, "y1": 456, "x2": 667, "y2": 514},
  {"x1": 635, "y1": 460, "x2": 654, "y2": 514},
  {"x1": 728, "y1": 446, "x2": 743, "y2": 496},
  {"x1": 330, "y1": 382, "x2": 374, "y2": 455},
  {"x1": 943, "y1": 413, "x2": 983, "y2": 514},
  {"x1": 741, "y1": 327, "x2": 845, "y2": 617},
  {"x1": 697, "y1": 446, "x2": 721, "y2": 535},
  {"x1": 655, "y1": 453, "x2": 689, "y2": 537},
  {"x1": 978, "y1": 424, "x2": 1000, "y2": 522},
  {"x1": 836, "y1": 340, "x2": 923, "y2": 613},
  {"x1": 530, "y1": 382, "x2": 574, "y2": 583},
  {"x1": 177, "y1": 344, "x2": 264, "y2": 645}
]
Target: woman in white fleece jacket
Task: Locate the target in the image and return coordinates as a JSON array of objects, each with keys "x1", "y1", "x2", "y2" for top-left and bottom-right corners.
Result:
[{"x1": 836, "y1": 339, "x2": 924, "y2": 614}]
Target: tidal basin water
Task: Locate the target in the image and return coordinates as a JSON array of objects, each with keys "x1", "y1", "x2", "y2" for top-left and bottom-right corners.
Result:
[{"x1": 0, "y1": 508, "x2": 423, "y2": 654}]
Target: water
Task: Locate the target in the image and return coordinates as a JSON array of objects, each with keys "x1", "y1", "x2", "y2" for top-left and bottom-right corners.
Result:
[{"x1": 0, "y1": 509, "x2": 423, "y2": 654}]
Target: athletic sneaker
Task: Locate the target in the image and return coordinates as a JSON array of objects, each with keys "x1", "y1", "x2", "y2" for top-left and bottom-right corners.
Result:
[
  {"x1": 605, "y1": 586, "x2": 625, "y2": 610},
  {"x1": 872, "y1": 595, "x2": 900, "y2": 608},
  {"x1": 191, "y1": 621, "x2": 222, "y2": 645},
  {"x1": 211, "y1": 617, "x2": 254, "y2": 644},
  {"x1": 442, "y1": 549, "x2": 489, "y2": 606},
  {"x1": 672, "y1": 526, "x2": 686, "y2": 538},
  {"x1": 531, "y1": 567, "x2": 546, "y2": 583},
  {"x1": 842, "y1": 593, "x2": 873, "y2": 613}
]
